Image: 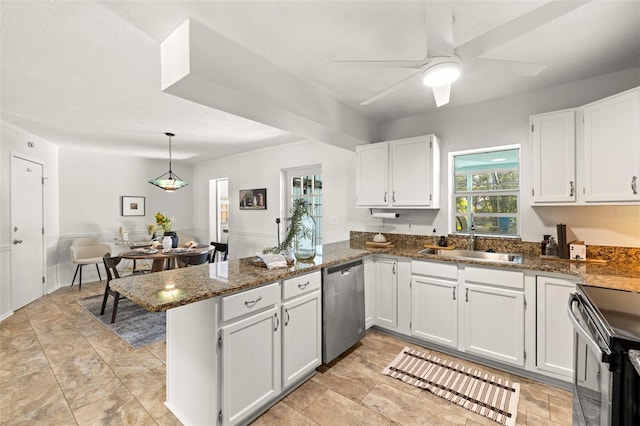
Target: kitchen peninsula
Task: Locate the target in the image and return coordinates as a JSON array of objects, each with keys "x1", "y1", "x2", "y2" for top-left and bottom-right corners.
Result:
[{"x1": 110, "y1": 238, "x2": 640, "y2": 425}]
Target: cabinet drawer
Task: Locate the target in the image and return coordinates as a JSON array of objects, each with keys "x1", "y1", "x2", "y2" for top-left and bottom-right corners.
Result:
[
  {"x1": 411, "y1": 260, "x2": 458, "y2": 280},
  {"x1": 221, "y1": 282, "x2": 280, "y2": 322},
  {"x1": 283, "y1": 271, "x2": 321, "y2": 301},
  {"x1": 464, "y1": 266, "x2": 523, "y2": 290}
]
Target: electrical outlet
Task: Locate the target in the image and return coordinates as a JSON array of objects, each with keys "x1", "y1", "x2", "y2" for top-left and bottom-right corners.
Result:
[{"x1": 329, "y1": 216, "x2": 338, "y2": 225}]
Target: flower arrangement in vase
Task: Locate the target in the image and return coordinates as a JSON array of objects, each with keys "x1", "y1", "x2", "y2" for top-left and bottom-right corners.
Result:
[{"x1": 155, "y1": 212, "x2": 177, "y2": 248}]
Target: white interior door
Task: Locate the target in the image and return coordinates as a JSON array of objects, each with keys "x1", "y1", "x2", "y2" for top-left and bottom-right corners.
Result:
[{"x1": 10, "y1": 156, "x2": 44, "y2": 310}]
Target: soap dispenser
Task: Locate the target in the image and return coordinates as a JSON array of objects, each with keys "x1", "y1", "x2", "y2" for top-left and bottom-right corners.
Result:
[{"x1": 432, "y1": 228, "x2": 437, "y2": 246}]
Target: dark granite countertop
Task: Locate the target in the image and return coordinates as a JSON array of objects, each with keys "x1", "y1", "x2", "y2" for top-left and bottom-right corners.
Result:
[
  {"x1": 110, "y1": 241, "x2": 369, "y2": 312},
  {"x1": 111, "y1": 239, "x2": 640, "y2": 312}
]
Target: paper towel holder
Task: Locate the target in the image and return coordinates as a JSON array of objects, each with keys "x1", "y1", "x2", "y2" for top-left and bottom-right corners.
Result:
[{"x1": 370, "y1": 209, "x2": 400, "y2": 219}]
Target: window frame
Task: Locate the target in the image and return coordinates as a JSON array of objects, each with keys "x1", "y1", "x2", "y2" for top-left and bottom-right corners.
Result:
[{"x1": 448, "y1": 145, "x2": 521, "y2": 237}]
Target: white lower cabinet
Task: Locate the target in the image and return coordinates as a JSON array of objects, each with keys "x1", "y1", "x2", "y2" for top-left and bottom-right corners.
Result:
[
  {"x1": 411, "y1": 260, "x2": 458, "y2": 348},
  {"x1": 282, "y1": 290, "x2": 321, "y2": 388},
  {"x1": 373, "y1": 256, "x2": 398, "y2": 329},
  {"x1": 218, "y1": 271, "x2": 321, "y2": 425},
  {"x1": 462, "y1": 266, "x2": 525, "y2": 367},
  {"x1": 221, "y1": 305, "x2": 281, "y2": 425},
  {"x1": 536, "y1": 275, "x2": 576, "y2": 379},
  {"x1": 364, "y1": 257, "x2": 375, "y2": 329},
  {"x1": 462, "y1": 283, "x2": 525, "y2": 367}
]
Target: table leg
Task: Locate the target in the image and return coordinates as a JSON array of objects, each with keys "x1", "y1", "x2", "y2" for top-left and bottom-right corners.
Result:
[{"x1": 151, "y1": 259, "x2": 165, "y2": 273}]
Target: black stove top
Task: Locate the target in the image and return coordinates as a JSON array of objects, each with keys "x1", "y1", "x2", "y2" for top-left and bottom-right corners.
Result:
[{"x1": 579, "y1": 285, "x2": 640, "y2": 349}]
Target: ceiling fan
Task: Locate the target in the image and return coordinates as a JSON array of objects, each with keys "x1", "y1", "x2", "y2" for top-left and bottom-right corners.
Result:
[{"x1": 337, "y1": 1, "x2": 589, "y2": 107}]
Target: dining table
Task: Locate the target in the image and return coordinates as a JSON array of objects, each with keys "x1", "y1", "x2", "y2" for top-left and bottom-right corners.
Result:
[{"x1": 120, "y1": 245, "x2": 215, "y2": 273}]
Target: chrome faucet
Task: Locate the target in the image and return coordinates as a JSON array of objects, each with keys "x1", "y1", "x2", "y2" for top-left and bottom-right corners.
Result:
[{"x1": 469, "y1": 211, "x2": 476, "y2": 251}]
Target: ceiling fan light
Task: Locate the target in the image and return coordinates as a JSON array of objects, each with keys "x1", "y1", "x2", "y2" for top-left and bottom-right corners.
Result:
[{"x1": 422, "y1": 62, "x2": 461, "y2": 87}]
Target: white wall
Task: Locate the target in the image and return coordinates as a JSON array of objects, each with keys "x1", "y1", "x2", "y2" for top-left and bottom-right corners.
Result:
[
  {"x1": 1, "y1": 123, "x2": 60, "y2": 319},
  {"x1": 191, "y1": 139, "x2": 372, "y2": 259},
  {"x1": 375, "y1": 68, "x2": 640, "y2": 247},
  {"x1": 57, "y1": 148, "x2": 195, "y2": 284}
]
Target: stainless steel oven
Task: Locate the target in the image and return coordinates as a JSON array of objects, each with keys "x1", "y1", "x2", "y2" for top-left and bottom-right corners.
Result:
[{"x1": 568, "y1": 285, "x2": 640, "y2": 426}]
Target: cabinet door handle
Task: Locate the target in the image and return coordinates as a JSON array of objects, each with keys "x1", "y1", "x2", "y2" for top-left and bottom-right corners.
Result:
[
  {"x1": 465, "y1": 288, "x2": 469, "y2": 302},
  {"x1": 392, "y1": 191, "x2": 396, "y2": 202},
  {"x1": 244, "y1": 296, "x2": 262, "y2": 308},
  {"x1": 384, "y1": 191, "x2": 387, "y2": 202},
  {"x1": 452, "y1": 286, "x2": 456, "y2": 300},
  {"x1": 392, "y1": 263, "x2": 396, "y2": 275},
  {"x1": 284, "y1": 308, "x2": 290, "y2": 326},
  {"x1": 569, "y1": 181, "x2": 574, "y2": 197},
  {"x1": 298, "y1": 281, "x2": 309, "y2": 290},
  {"x1": 274, "y1": 312, "x2": 279, "y2": 331},
  {"x1": 632, "y1": 176, "x2": 638, "y2": 195}
]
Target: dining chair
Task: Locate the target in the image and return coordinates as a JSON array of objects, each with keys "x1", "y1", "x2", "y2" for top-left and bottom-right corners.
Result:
[
  {"x1": 101, "y1": 254, "x2": 125, "y2": 324},
  {"x1": 70, "y1": 238, "x2": 111, "y2": 291},
  {"x1": 210, "y1": 242, "x2": 229, "y2": 262},
  {"x1": 178, "y1": 251, "x2": 211, "y2": 267}
]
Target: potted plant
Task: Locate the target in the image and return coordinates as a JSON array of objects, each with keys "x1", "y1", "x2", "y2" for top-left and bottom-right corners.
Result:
[{"x1": 263, "y1": 198, "x2": 316, "y2": 260}]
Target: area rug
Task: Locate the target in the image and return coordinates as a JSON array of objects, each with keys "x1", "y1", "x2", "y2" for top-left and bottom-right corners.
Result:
[
  {"x1": 78, "y1": 294, "x2": 165, "y2": 349},
  {"x1": 382, "y1": 347, "x2": 520, "y2": 426}
]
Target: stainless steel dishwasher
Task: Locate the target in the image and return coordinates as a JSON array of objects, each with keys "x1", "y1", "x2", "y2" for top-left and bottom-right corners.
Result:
[{"x1": 322, "y1": 258, "x2": 365, "y2": 364}]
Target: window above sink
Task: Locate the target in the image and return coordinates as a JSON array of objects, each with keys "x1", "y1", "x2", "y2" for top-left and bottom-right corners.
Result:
[{"x1": 450, "y1": 146, "x2": 520, "y2": 237}]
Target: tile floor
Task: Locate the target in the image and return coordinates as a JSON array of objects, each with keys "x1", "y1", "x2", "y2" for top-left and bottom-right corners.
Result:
[{"x1": 1, "y1": 281, "x2": 572, "y2": 425}]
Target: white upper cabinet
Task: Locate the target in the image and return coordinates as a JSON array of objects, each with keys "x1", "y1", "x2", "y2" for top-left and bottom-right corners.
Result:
[
  {"x1": 356, "y1": 135, "x2": 440, "y2": 208},
  {"x1": 530, "y1": 110, "x2": 576, "y2": 204},
  {"x1": 528, "y1": 86, "x2": 639, "y2": 205},
  {"x1": 582, "y1": 88, "x2": 640, "y2": 203},
  {"x1": 355, "y1": 142, "x2": 389, "y2": 206}
]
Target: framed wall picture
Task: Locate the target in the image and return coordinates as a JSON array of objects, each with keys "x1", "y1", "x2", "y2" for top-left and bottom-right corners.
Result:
[
  {"x1": 121, "y1": 196, "x2": 145, "y2": 216},
  {"x1": 239, "y1": 188, "x2": 267, "y2": 210}
]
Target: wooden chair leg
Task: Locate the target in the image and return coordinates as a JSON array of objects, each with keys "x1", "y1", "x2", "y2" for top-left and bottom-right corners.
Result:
[
  {"x1": 100, "y1": 284, "x2": 110, "y2": 315},
  {"x1": 71, "y1": 264, "x2": 80, "y2": 286},
  {"x1": 111, "y1": 292, "x2": 120, "y2": 324}
]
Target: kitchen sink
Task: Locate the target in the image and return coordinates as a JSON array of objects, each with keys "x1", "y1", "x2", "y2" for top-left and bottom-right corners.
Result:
[{"x1": 416, "y1": 248, "x2": 523, "y2": 264}]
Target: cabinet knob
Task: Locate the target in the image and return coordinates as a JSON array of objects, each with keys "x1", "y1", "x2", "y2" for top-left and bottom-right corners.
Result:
[
  {"x1": 452, "y1": 286, "x2": 456, "y2": 300},
  {"x1": 383, "y1": 191, "x2": 387, "y2": 203},
  {"x1": 569, "y1": 181, "x2": 575, "y2": 197},
  {"x1": 632, "y1": 176, "x2": 638, "y2": 195}
]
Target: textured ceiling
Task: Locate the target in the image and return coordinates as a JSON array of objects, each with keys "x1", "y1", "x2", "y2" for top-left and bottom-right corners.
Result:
[{"x1": 1, "y1": 1, "x2": 639, "y2": 161}]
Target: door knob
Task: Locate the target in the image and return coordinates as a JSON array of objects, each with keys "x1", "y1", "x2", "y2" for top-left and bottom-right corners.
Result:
[{"x1": 13, "y1": 239, "x2": 23, "y2": 244}]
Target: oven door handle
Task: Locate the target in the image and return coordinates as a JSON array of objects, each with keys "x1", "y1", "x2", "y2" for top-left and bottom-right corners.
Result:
[{"x1": 567, "y1": 293, "x2": 611, "y2": 363}]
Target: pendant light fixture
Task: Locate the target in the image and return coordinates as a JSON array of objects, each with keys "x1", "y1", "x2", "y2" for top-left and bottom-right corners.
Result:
[{"x1": 149, "y1": 132, "x2": 188, "y2": 192}]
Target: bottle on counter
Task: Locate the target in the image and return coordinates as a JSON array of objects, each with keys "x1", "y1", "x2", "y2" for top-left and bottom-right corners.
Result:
[
  {"x1": 438, "y1": 235, "x2": 447, "y2": 247},
  {"x1": 541, "y1": 234, "x2": 551, "y2": 255},
  {"x1": 545, "y1": 236, "x2": 558, "y2": 257}
]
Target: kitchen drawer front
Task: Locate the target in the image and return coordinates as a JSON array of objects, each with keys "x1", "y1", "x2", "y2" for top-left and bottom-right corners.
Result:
[
  {"x1": 464, "y1": 266, "x2": 524, "y2": 290},
  {"x1": 282, "y1": 271, "x2": 321, "y2": 300},
  {"x1": 221, "y1": 282, "x2": 280, "y2": 322},
  {"x1": 411, "y1": 260, "x2": 458, "y2": 280}
]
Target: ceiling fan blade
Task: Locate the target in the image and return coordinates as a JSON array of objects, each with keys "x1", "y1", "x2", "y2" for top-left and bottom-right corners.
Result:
[
  {"x1": 333, "y1": 60, "x2": 427, "y2": 70},
  {"x1": 360, "y1": 71, "x2": 422, "y2": 106},
  {"x1": 455, "y1": 1, "x2": 590, "y2": 61},
  {"x1": 431, "y1": 84, "x2": 452, "y2": 107},
  {"x1": 472, "y1": 58, "x2": 547, "y2": 77},
  {"x1": 425, "y1": 4, "x2": 454, "y2": 57}
]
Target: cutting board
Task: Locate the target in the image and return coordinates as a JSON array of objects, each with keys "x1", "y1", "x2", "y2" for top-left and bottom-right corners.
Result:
[
  {"x1": 423, "y1": 244, "x2": 456, "y2": 250},
  {"x1": 366, "y1": 241, "x2": 395, "y2": 248}
]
